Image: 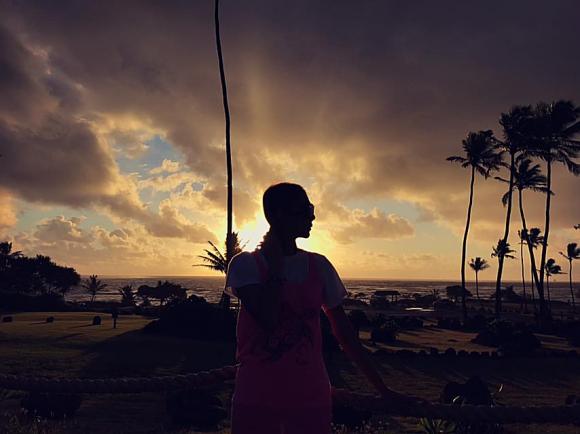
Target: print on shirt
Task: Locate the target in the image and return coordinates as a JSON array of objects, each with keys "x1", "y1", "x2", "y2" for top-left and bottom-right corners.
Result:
[{"x1": 251, "y1": 302, "x2": 319, "y2": 365}]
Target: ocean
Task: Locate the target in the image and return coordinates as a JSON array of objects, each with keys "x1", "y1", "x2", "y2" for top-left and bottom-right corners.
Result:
[{"x1": 65, "y1": 276, "x2": 578, "y2": 305}]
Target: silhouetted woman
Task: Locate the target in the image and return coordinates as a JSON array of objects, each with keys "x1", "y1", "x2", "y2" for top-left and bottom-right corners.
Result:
[{"x1": 225, "y1": 183, "x2": 416, "y2": 433}]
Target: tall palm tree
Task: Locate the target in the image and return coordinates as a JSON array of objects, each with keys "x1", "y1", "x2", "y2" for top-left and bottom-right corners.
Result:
[
  {"x1": 497, "y1": 158, "x2": 550, "y2": 315},
  {"x1": 468, "y1": 257, "x2": 490, "y2": 300},
  {"x1": 215, "y1": 0, "x2": 235, "y2": 309},
  {"x1": 528, "y1": 101, "x2": 580, "y2": 318},
  {"x1": 545, "y1": 258, "x2": 563, "y2": 312},
  {"x1": 560, "y1": 243, "x2": 580, "y2": 312},
  {"x1": 492, "y1": 240, "x2": 516, "y2": 311},
  {"x1": 517, "y1": 230, "x2": 528, "y2": 312},
  {"x1": 493, "y1": 106, "x2": 534, "y2": 317},
  {"x1": 82, "y1": 275, "x2": 108, "y2": 304},
  {"x1": 447, "y1": 130, "x2": 503, "y2": 321},
  {"x1": 525, "y1": 228, "x2": 545, "y2": 313}
]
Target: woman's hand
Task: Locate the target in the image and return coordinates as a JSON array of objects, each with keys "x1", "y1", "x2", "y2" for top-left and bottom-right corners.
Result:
[{"x1": 261, "y1": 230, "x2": 284, "y2": 276}]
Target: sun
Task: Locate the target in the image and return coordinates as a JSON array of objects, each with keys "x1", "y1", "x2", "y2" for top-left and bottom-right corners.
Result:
[
  {"x1": 237, "y1": 213, "x2": 322, "y2": 253},
  {"x1": 237, "y1": 214, "x2": 270, "y2": 251}
]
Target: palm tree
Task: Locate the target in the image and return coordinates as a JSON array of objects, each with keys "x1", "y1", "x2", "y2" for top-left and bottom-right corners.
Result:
[
  {"x1": 468, "y1": 257, "x2": 490, "y2": 300},
  {"x1": 545, "y1": 258, "x2": 564, "y2": 312},
  {"x1": 517, "y1": 230, "x2": 529, "y2": 312},
  {"x1": 527, "y1": 101, "x2": 580, "y2": 318},
  {"x1": 525, "y1": 228, "x2": 545, "y2": 313},
  {"x1": 215, "y1": 0, "x2": 235, "y2": 310},
  {"x1": 493, "y1": 106, "x2": 534, "y2": 318},
  {"x1": 196, "y1": 232, "x2": 245, "y2": 273},
  {"x1": 82, "y1": 275, "x2": 108, "y2": 304},
  {"x1": 560, "y1": 243, "x2": 580, "y2": 312},
  {"x1": 118, "y1": 284, "x2": 137, "y2": 306},
  {"x1": 447, "y1": 130, "x2": 503, "y2": 321},
  {"x1": 497, "y1": 158, "x2": 550, "y2": 314},
  {"x1": 492, "y1": 240, "x2": 516, "y2": 309}
]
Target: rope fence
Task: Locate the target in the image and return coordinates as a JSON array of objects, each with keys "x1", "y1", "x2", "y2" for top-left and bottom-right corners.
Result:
[{"x1": 1, "y1": 366, "x2": 579, "y2": 425}]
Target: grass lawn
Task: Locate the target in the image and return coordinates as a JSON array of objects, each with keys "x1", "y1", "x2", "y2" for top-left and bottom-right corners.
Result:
[{"x1": 0, "y1": 312, "x2": 579, "y2": 433}]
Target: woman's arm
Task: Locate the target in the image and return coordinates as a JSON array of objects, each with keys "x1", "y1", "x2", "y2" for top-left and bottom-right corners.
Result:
[
  {"x1": 324, "y1": 304, "x2": 393, "y2": 396},
  {"x1": 324, "y1": 304, "x2": 427, "y2": 409}
]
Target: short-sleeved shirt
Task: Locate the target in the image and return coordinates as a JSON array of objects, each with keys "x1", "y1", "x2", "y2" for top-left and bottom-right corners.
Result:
[{"x1": 225, "y1": 249, "x2": 347, "y2": 310}]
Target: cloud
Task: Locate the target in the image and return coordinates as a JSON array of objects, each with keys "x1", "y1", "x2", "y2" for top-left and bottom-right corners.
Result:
[
  {"x1": 34, "y1": 215, "x2": 93, "y2": 243},
  {"x1": 0, "y1": 1, "x2": 578, "y2": 276},
  {"x1": 0, "y1": 189, "x2": 17, "y2": 233},
  {"x1": 331, "y1": 208, "x2": 415, "y2": 244}
]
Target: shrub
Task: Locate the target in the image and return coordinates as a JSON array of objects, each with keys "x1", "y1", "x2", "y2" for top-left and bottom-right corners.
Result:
[
  {"x1": 0, "y1": 292, "x2": 67, "y2": 312},
  {"x1": 472, "y1": 320, "x2": 541, "y2": 356},
  {"x1": 92, "y1": 316, "x2": 101, "y2": 326},
  {"x1": 370, "y1": 321, "x2": 399, "y2": 344},
  {"x1": 143, "y1": 295, "x2": 235, "y2": 341}
]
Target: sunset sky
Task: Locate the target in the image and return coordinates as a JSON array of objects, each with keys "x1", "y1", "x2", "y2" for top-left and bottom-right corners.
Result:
[{"x1": 0, "y1": 1, "x2": 578, "y2": 280}]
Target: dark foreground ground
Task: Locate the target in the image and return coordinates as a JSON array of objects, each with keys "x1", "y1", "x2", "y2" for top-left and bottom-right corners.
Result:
[{"x1": 0, "y1": 310, "x2": 579, "y2": 433}]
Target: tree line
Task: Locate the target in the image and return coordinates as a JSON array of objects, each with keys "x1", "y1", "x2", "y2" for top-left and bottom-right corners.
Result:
[{"x1": 448, "y1": 100, "x2": 579, "y2": 324}]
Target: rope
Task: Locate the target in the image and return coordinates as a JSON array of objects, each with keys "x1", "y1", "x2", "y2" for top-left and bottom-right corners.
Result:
[{"x1": 1, "y1": 366, "x2": 579, "y2": 424}]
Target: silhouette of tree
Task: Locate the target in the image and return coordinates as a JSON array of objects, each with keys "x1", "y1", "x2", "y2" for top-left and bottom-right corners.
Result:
[
  {"x1": 195, "y1": 232, "x2": 245, "y2": 274},
  {"x1": 545, "y1": 258, "x2": 564, "y2": 312},
  {"x1": 82, "y1": 275, "x2": 107, "y2": 304},
  {"x1": 468, "y1": 257, "x2": 490, "y2": 300},
  {"x1": 447, "y1": 130, "x2": 502, "y2": 321},
  {"x1": 137, "y1": 281, "x2": 187, "y2": 306},
  {"x1": 492, "y1": 240, "x2": 516, "y2": 303},
  {"x1": 497, "y1": 157, "x2": 550, "y2": 314},
  {"x1": 493, "y1": 105, "x2": 534, "y2": 318},
  {"x1": 560, "y1": 243, "x2": 580, "y2": 312},
  {"x1": 214, "y1": 0, "x2": 235, "y2": 310},
  {"x1": 527, "y1": 101, "x2": 580, "y2": 319},
  {"x1": 0, "y1": 241, "x2": 22, "y2": 271},
  {"x1": 118, "y1": 284, "x2": 137, "y2": 306}
]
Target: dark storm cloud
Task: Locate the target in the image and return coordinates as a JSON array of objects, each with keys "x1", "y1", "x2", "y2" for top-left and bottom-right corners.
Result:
[{"x1": 1, "y1": 0, "x2": 579, "y2": 242}]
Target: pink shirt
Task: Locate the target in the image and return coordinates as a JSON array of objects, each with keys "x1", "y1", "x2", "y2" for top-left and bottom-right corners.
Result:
[{"x1": 231, "y1": 250, "x2": 332, "y2": 410}]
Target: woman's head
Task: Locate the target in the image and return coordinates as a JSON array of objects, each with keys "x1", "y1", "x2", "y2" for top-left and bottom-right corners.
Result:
[{"x1": 263, "y1": 183, "x2": 315, "y2": 239}]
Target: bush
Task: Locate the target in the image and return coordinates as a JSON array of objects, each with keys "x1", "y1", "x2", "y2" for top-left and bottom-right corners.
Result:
[
  {"x1": 143, "y1": 295, "x2": 236, "y2": 341},
  {"x1": 92, "y1": 315, "x2": 101, "y2": 326},
  {"x1": 370, "y1": 321, "x2": 399, "y2": 344},
  {"x1": 46, "y1": 316, "x2": 55, "y2": 323},
  {"x1": 348, "y1": 309, "x2": 370, "y2": 329},
  {"x1": 1, "y1": 316, "x2": 13, "y2": 323},
  {"x1": 0, "y1": 292, "x2": 67, "y2": 312},
  {"x1": 472, "y1": 319, "x2": 541, "y2": 356}
]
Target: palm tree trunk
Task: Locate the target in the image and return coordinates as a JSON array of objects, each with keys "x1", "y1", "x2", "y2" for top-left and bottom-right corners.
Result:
[
  {"x1": 475, "y1": 271, "x2": 480, "y2": 300},
  {"x1": 495, "y1": 152, "x2": 515, "y2": 318},
  {"x1": 539, "y1": 160, "x2": 551, "y2": 302},
  {"x1": 215, "y1": 0, "x2": 233, "y2": 310},
  {"x1": 569, "y1": 259, "x2": 575, "y2": 312},
  {"x1": 460, "y1": 166, "x2": 476, "y2": 322},
  {"x1": 518, "y1": 187, "x2": 545, "y2": 319},
  {"x1": 546, "y1": 275, "x2": 551, "y2": 312},
  {"x1": 520, "y1": 237, "x2": 527, "y2": 312}
]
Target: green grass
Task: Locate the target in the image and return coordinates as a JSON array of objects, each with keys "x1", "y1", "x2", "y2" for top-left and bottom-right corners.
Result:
[{"x1": 1, "y1": 312, "x2": 579, "y2": 433}]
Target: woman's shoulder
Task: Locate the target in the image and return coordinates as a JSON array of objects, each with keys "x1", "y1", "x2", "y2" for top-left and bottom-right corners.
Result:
[
  {"x1": 300, "y1": 250, "x2": 333, "y2": 268},
  {"x1": 229, "y1": 251, "x2": 257, "y2": 268}
]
